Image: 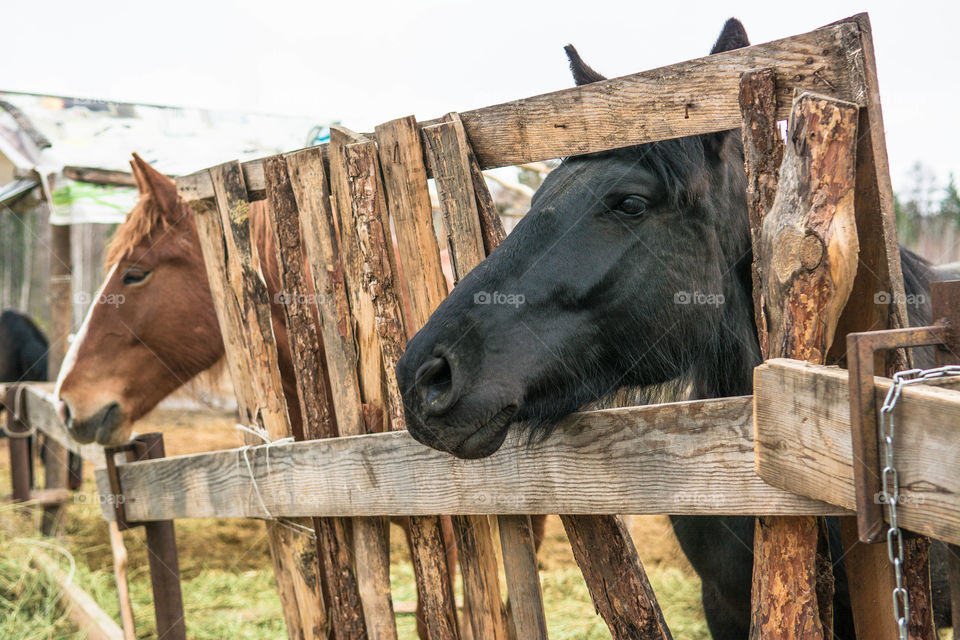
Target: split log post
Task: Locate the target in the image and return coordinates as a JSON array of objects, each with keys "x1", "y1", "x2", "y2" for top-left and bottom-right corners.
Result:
[
  {"x1": 337, "y1": 119, "x2": 457, "y2": 640},
  {"x1": 178, "y1": 163, "x2": 329, "y2": 640},
  {"x1": 421, "y1": 116, "x2": 518, "y2": 640},
  {"x1": 285, "y1": 142, "x2": 398, "y2": 640},
  {"x1": 262, "y1": 155, "x2": 369, "y2": 638},
  {"x1": 43, "y1": 220, "x2": 72, "y2": 535},
  {"x1": 827, "y1": 14, "x2": 937, "y2": 640},
  {"x1": 746, "y1": 88, "x2": 861, "y2": 638}
]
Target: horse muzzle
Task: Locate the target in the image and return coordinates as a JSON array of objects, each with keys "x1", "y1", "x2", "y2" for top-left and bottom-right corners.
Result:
[{"x1": 62, "y1": 400, "x2": 125, "y2": 445}]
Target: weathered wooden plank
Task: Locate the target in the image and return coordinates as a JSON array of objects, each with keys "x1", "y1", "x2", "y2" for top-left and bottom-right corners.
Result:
[
  {"x1": 31, "y1": 545, "x2": 126, "y2": 640},
  {"x1": 754, "y1": 358, "x2": 960, "y2": 546},
  {"x1": 561, "y1": 515, "x2": 672, "y2": 639},
  {"x1": 749, "y1": 90, "x2": 860, "y2": 640},
  {"x1": 286, "y1": 140, "x2": 398, "y2": 640},
  {"x1": 422, "y1": 115, "x2": 515, "y2": 640},
  {"x1": 825, "y1": 14, "x2": 936, "y2": 640},
  {"x1": 738, "y1": 68, "x2": 781, "y2": 361},
  {"x1": 369, "y1": 118, "x2": 460, "y2": 640},
  {"x1": 93, "y1": 396, "x2": 843, "y2": 522},
  {"x1": 263, "y1": 155, "x2": 368, "y2": 639},
  {"x1": 7, "y1": 384, "x2": 107, "y2": 466},
  {"x1": 174, "y1": 18, "x2": 867, "y2": 203},
  {"x1": 179, "y1": 164, "x2": 328, "y2": 640},
  {"x1": 498, "y1": 516, "x2": 548, "y2": 640}
]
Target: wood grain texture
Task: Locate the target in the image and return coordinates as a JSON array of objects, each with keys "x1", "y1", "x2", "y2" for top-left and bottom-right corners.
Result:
[
  {"x1": 826, "y1": 15, "x2": 934, "y2": 640},
  {"x1": 499, "y1": 516, "x2": 548, "y2": 640},
  {"x1": 11, "y1": 384, "x2": 107, "y2": 466},
  {"x1": 375, "y1": 116, "x2": 447, "y2": 329},
  {"x1": 738, "y1": 68, "x2": 781, "y2": 360},
  {"x1": 179, "y1": 163, "x2": 327, "y2": 640},
  {"x1": 92, "y1": 396, "x2": 844, "y2": 522},
  {"x1": 421, "y1": 121, "x2": 486, "y2": 285},
  {"x1": 561, "y1": 515, "x2": 671, "y2": 640},
  {"x1": 174, "y1": 17, "x2": 869, "y2": 203},
  {"x1": 422, "y1": 115, "x2": 514, "y2": 640},
  {"x1": 317, "y1": 130, "x2": 400, "y2": 640},
  {"x1": 371, "y1": 117, "x2": 460, "y2": 640},
  {"x1": 749, "y1": 91, "x2": 860, "y2": 640},
  {"x1": 754, "y1": 359, "x2": 960, "y2": 546},
  {"x1": 263, "y1": 155, "x2": 369, "y2": 639}
]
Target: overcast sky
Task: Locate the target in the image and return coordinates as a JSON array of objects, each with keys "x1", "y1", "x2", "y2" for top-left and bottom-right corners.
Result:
[{"x1": 4, "y1": 1, "x2": 957, "y2": 195}]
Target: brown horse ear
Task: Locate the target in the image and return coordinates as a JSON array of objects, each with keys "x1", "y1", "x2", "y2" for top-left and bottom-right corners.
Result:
[
  {"x1": 131, "y1": 153, "x2": 179, "y2": 215},
  {"x1": 564, "y1": 45, "x2": 606, "y2": 86},
  {"x1": 128, "y1": 159, "x2": 148, "y2": 194}
]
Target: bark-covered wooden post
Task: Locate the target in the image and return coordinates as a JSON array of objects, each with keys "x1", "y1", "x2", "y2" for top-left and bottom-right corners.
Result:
[
  {"x1": 177, "y1": 165, "x2": 330, "y2": 640},
  {"x1": 749, "y1": 92, "x2": 860, "y2": 639},
  {"x1": 285, "y1": 143, "x2": 399, "y2": 640},
  {"x1": 262, "y1": 155, "x2": 369, "y2": 638}
]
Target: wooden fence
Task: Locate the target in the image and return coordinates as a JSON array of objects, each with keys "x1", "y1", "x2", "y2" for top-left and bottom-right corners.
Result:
[{"x1": 6, "y1": 12, "x2": 960, "y2": 640}]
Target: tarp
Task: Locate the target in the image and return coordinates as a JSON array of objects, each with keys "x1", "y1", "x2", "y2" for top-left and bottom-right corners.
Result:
[{"x1": 0, "y1": 91, "x2": 325, "y2": 224}]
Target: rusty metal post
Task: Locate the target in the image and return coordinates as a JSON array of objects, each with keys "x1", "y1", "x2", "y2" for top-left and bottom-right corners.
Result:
[
  {"x1": 5, "y1": 386, "x2": 34, "y2": 503},
  {"x1": 107, "y1": 433, "x2": 186, "y2": 639}
]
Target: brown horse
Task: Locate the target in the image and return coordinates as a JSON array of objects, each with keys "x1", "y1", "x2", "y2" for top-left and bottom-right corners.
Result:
[{"x1": 55, "y1": 154, "x2": 544, "y2": 636}]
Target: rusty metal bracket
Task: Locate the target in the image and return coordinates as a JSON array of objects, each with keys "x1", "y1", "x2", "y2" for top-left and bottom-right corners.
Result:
[
  {"x1": 847, "y1": 280, "x2": 960, "y2": 543},
  {"x1": 104, "y1": 439, "x2": 146, "y2": 531}
]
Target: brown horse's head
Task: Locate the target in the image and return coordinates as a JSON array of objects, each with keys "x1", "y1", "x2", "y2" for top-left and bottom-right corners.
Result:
[{"x1": 55, "y1": 155, "x2": 223, "y2": 444}]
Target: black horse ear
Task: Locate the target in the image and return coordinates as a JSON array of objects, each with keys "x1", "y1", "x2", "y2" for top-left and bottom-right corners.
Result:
[
  {"x1": 710, "y1": 18, "x2": 750, "y2": 54},
  {"x1": 564, "y1": 44, "x2": 606, "y2": 86}
]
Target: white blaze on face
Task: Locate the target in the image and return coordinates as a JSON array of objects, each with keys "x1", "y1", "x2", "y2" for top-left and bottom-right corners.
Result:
[{"x1": 55, "y1": 263, "x2": 118, "y2": 397}]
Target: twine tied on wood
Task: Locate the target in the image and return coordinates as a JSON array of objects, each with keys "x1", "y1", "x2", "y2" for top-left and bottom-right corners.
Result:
[{"x1": 234, "y1": 423, "x2": 314, "y2": 540}]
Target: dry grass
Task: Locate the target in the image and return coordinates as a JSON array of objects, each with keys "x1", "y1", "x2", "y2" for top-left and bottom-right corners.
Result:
[{"x1": 1, "y1": 407, "x2": 709, "y2": 639}]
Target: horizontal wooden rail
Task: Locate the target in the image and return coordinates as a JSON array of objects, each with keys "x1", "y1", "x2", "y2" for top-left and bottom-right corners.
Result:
[
  {"x1": 92, "y1": 395, "x2": 843, "y2": 522},
  {"x1": 755, "y1": 359, "x2": 960, "y2": 546},
  {"x1": 177, "y1": 15, "x2": 866, "y2": 202},
  {"x1": 1, "y1": 383, "x2": 107, "y2": 467}
]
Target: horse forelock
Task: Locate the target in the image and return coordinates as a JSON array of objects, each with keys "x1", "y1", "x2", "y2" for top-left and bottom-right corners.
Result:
[{"x1": 104, "y1": 194, "x2": 186, "y2": 269}]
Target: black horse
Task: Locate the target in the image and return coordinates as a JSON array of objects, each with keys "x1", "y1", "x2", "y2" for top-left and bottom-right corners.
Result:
[
  {"x1": 0, "y1": 309, "x2": 49, "y2": 384},
  {"x1": 397, "y1": 19, "x2": 955, "y2": 639},
  {"x1": 1, "y1": 309, "x2": 83, "y2": 489}
]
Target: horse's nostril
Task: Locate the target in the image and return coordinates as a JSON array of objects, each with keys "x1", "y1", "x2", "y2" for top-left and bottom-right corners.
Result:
[{"x1": 415, "y1": 355, "x2": 458, "y2": 415}]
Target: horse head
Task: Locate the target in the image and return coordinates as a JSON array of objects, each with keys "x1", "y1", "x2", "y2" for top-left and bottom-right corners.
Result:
[
  {"x1": 397, "y1": 19, "x2": 758, "y2": 459},
  {"x1": 56, "y1": 155, "x2": 222, "y2": 444}
]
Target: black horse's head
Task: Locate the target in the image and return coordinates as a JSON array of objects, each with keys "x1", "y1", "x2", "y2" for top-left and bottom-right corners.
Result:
[{"x1": 398, "y1": 19, "x2": 761, "y2": 458}]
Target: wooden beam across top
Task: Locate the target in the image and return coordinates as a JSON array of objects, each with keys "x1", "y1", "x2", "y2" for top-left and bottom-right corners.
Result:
[
  {"x1": 92, "y1": 395, "x2": 843, "y2": 523},
  {"x1": 176, "y1": 15, "x2": 867, "y2": 202}
]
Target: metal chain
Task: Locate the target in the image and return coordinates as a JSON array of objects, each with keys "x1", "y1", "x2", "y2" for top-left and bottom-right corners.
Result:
[{"x1": 879, "y1": 364, "x2": 960, "y2": 639}]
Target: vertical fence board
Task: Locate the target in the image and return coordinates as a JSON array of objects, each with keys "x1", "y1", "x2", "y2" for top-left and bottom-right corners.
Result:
[
  {"x1": 750, "y1": 92, "x2": 859, "y2": 640},
  {"x1": 826, "y1": 14, "x2": 937, "y2": 640},
  {"x1": 498, "y1": 515, "x2": 549, "y2": 640},
  {"x1": 263, "y1": 155, "x2": 369, "y2": 639},
  {"x1": 180, "y1": 164, "x2": 328, "y2": 640},
  {"x1": 345, "y1": 127, "x2": 460, "y2": 640},
  {"x1": 422, "y1": 117, "x2": 515, "y2": 640},
  {"x1": 285, "y1": 145, "x2": 399, "y2": 640}
]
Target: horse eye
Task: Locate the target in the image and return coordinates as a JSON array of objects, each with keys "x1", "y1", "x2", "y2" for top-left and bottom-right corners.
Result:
[
  {"x1": 122, "y1": 268, "x2": 151, "y2": 285},
  {"x1": 616, "y1": 196, "x2": 648, "y2": 217}
]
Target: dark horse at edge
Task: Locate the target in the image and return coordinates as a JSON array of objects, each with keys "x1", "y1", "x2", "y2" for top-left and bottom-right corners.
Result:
[{"x1": 397, "y1": 19, "x2": 955, "y2": 639}]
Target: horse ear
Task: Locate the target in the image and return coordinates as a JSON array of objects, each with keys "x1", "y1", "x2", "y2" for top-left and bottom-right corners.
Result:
[
  {"x1": 128, "y1": 159, "x2": 148, "y2": 195},
  {"x1": 564, "y1": 45, "x2": 606, "y2": 86},
  {"x1": 130, "y1": 153, "x2": 179, "y2": 216},
  {"x1": 710, "y1": 18, "x2": 750, "y2": 54}
]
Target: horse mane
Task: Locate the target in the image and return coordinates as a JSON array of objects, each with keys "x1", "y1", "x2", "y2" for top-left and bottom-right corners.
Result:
[{"x1": 104, "y1": 194, "x2": 173, "y2": 269}]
